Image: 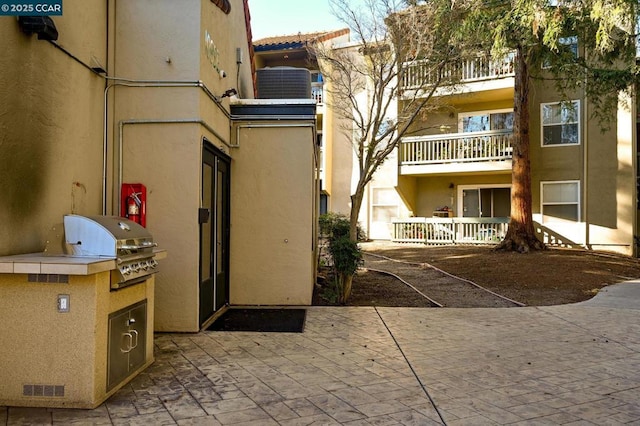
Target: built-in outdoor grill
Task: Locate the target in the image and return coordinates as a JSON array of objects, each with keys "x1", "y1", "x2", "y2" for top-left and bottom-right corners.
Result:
[
  {"x1": 62, "y1": 215, "x2": 159, "y2": 289},
  {"x1": 0, "y1": 214, "x2": 162, "y2": 408}
]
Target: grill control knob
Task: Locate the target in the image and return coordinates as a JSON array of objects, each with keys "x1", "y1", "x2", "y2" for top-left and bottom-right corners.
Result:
[
  {"x1": 148, "y1": 259, "x2": 158, "y2": 268},
  {"x1": 131, "y1": 263, "x2": 141, "y2": 273},
  {"x1": 121, "y1": 265, "x2": 131, "y2": 275},
  {"x1": 140, "y1": 261, "x2": 149, "y2": 271}
]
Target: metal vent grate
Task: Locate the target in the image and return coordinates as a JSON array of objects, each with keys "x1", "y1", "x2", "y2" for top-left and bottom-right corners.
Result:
[
  {"x1": 27, "y1": 274, "x2": 69, "y2": 283},
  {"x1": 256, "y1": 67, "x2": 311, "y2": 99},
  {"x1": 23, "y1": 384, "x2": 65, "y2": 397}
]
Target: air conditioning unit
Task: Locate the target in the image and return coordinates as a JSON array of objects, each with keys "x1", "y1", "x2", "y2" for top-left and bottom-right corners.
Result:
[{"x1": 256, "y1": 67, "x2": 311, "y2": 99}]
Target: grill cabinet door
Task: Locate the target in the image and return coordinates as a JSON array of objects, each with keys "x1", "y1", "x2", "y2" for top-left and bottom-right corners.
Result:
[
  {"x1": 107, "y1": 300, "x2": 147, "y2": 391},
  {"x1": 127, "y1": 303, "x2": 147, "y2": 372}
]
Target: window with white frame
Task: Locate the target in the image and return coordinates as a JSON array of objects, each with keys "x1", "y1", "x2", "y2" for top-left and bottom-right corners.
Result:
[
  {"x1": 541, "y1": 100, "x2": 580, "y2": 146},
  {"x1": 541, "y1": 181, "x2": 580, "y2": 222},
  {"x1": 459, "y1": 109, "x2": 513, "y2": 133},
  {"x1": 637, "y1": 16, "x2": 640, "y2": 58},
  {"x1": 371, "y1": 188, "x2": 399, "y2": 222}
]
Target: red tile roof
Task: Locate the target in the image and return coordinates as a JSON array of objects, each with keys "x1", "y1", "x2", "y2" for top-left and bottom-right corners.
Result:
[{"x1": 253, "y1": 28, "x2": 349, "y2": 49}]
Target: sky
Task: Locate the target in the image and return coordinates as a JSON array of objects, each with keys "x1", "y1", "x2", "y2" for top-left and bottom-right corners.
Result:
[{"x1": 248, "y1": 0, "x2": 348, "y2": 41}]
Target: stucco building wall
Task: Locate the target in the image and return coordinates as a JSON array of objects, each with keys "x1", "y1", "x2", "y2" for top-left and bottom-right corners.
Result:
[{"x1": 0, "y1": 5, "x2": 107, "y2": 255}]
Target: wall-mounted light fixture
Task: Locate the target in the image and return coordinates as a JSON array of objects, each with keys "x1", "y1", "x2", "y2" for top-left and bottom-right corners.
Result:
[
  {"x1": 90, "y1": 55, "x2": 106, "y2": 74},
  {"x1": 18, "y1": 16, "x2": 58, "y2": 41},
  {"x1": 220, "y1": 88, "x2": 237, "y2": 98}
]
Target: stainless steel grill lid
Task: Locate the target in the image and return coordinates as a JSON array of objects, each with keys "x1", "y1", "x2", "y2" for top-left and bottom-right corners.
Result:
[
  {"x1": 62, "y1": 215, "x2": 159, "y2": 289},
  {"x1": 63, "y1": 215, "x2": 154, "y2": 257}
]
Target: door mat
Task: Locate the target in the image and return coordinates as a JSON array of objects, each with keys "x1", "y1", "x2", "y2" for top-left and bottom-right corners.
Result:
[{"x1": 207, "y1": 308, "x2": 306, "y2": 333}]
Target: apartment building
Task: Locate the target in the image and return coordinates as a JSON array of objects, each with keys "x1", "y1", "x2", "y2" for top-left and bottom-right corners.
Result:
[
  {"x1": 255, "y1": 22, "x2": 638, "y2": 257},
  {"x1": 390, "y1": 47, "x2": 638, "y2": 257}
]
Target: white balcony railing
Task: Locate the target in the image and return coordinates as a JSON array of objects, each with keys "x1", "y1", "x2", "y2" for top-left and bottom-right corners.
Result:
[
  {"x1": 392, "y1": 217, "x2": 509, "y2": 245},
  {"x1": 401, "y1": 52, "x2": 516, "y2": 90},
  {"x1": 400, "y1": 130, "x2": 513, "y2": 166},
  {"x1": 311, "y1": 82, "x2": 323, "y2": 104}
]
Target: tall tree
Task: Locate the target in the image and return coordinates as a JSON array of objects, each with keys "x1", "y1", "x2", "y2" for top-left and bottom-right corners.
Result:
[
  {"x1": 312, "y1": 0, "x2": 470, "y2": 301},
  {"x1": 463, "y1": 0, "x2": 639, "y2": 252}
]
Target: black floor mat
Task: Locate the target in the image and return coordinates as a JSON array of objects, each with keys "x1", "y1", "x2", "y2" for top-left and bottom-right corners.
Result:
[{"x1": 207, "y1": 308, "x2": 306, "y2": 332}]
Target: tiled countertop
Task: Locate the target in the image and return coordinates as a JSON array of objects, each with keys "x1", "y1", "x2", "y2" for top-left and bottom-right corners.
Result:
[
  {"x1": 0, "y1": 253, "x2": 116, "y2": 275},
  {"x1": 0, "y1": 250, "x2": 166, "y2": 276}
]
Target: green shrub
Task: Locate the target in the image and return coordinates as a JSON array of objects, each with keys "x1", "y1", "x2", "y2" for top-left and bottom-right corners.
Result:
[
  {"x1": 318, "y1": 212, "x2": 363, "y2": 303},
  {"x1": 329, "y1": 235, "x2": 362, "y2": 276},
  {"x1": 319, "y1": 212, "x2": 366, "y2": 241}
]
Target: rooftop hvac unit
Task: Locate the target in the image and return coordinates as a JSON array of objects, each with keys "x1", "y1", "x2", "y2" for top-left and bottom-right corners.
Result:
[{"x1": 256, "y1": 67, "x2": 311, "y2": 99}]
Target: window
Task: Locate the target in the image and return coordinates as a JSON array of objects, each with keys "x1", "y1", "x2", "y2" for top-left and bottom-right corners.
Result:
[
  {"x1": 460, "y1": 185, "x2": 511, "y2": 218},
  {"x1": 320, "y1": 194, "x2": 328, "y2": 215},
  {"x1": 460, "y1": 110, "x2": 514, "y2": 133},
  {"x1": 541, "y1": 181, "x2": 580, "y2": 222},
  {"x1": 210, "y1": 0, "x2": 231, "y2": 14},
  {"x1": 543, "y1": 36, "x2": 578, "y2": 68},
  {"x1": 371, "y1": 188, "x2": 398, "y2": 222},
  {"x1": 316, "y1": 133, "x2": 324, "y2": 174},
  {"x1": 560, "y1": 36, "x2": 579, "y2": 58},
  {"x1": 541, "y1": 100, "x2": 579, "y2": 146},
  {"x1": 637, "y1": 16, "x2": 640, "y2": 58}
]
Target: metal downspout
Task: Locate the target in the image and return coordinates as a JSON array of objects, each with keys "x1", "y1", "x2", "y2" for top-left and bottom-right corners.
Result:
[{"x1": 583, "y1": 84, "x2": 589, "y2": 250}]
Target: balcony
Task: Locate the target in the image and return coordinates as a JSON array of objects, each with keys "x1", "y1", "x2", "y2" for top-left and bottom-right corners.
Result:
[
  {"x1": 311, "y1": 82, "x2": 323, "y2": 104},
  {"x1": 400, "y1": 52, "x2": 516, "y2": 93},
  {"x1": 392, "y1": 217, "x2": 509, "y2": 245},
  {"x1": 399, "y1": 130, "x2": 513, "y2": 175}
]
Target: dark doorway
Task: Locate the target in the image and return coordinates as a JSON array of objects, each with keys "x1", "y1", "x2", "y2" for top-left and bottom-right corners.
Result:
[
  {"x1": 463, "y1": 187, "x2": 511, "y2": 217},
  {"x1": 199, "y1": 142, "x2": 230, "y2": 327}
]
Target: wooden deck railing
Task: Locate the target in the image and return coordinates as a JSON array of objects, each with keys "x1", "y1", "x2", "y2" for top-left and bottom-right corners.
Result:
[
  {"x1": 400, "y1": 130, "x2": 513, "y2": 165},
  {"x1": 401, "y1": 52, "x2": 516, "y2": 90},
  {"x1": 392, "y1": 217, "x2": 509, "y2": 245}
]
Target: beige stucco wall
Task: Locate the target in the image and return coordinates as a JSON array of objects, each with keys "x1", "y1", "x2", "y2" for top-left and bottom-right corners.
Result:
[
  {"x1": 0, "y1": 272, "x2": 153, "y2": 408},
  {"x1": 230, "y1": 121, "x2": 316, "y2": 306},
  {"x1": 120, "y1": 124, "x2": 202, "y2": 331},
  {"x1": 325, "y1": 107, "x2": 356, "y2": 215},
  {"x1": 111, "y1": 0, "x2": 254, "y2": 331},
  {"x1": 397, "y1": 176, "x2": 418, "y2": 214},
  {"x1": 0, "y1": 4, "x2": 107, "y2": 256},
  {"x1": 252, "y1": 31, "x2": 353, "y2": 217},
  {"x1": 530, "y1": 82, "x2": 636, "y2": 255}
]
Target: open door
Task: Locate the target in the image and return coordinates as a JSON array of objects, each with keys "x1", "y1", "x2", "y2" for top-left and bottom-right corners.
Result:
[{"x1": 199, "y1": 143, "x2": 230, "y2": 326}]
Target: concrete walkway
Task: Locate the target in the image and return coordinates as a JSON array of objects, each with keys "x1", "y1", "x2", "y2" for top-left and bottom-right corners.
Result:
[{"x1": 2, "y1": 282, "x2": 640, "y2": 425}]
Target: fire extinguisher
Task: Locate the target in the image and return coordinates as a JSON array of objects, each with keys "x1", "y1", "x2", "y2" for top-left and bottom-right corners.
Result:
[
  {"x1": 121, "y1": 183, "x2": 147, "y2": 227},
  {"x1": 126, "y1": 192, "x2": 142, "y2": 224}
]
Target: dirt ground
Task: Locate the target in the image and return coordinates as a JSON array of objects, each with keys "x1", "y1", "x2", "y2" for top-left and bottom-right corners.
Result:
[{"x1": 314, "y1": 243, "x2": 640, "y2": 307}]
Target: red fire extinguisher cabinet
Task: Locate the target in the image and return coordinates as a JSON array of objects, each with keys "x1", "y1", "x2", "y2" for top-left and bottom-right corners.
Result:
[{"x1": 121, "y1": 183, "x2": 147, "y2": 227}]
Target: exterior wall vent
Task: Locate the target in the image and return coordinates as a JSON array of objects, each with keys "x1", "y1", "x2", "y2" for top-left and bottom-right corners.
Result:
[
  {"x1": 256, "y1": 67, "x2": 311, "y2": 99},
  {"x1": 23, "y1": 384, "x2": 65, "y2": 397}
]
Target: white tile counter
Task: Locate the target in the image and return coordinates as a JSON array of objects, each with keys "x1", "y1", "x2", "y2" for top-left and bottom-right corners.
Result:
[
  {"x1": 0, "y1": 250, "x2": 166, "y2": 275},
  {"x1": 0, "y1": 253, "x2": 116, "y2": 275}
]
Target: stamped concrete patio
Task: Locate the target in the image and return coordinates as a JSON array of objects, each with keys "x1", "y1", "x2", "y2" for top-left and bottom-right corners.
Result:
[{"x1": 2, "y1": 281, "x2": 639, "y2": 425}]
